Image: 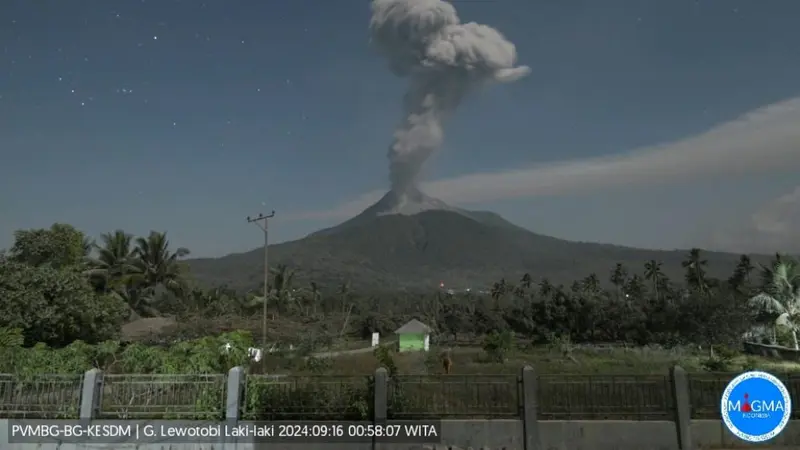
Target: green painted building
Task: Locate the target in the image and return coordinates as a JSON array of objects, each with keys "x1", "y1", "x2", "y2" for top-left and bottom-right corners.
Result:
[{"x1": 395, "y1": 319, "x2": 432, "y2": 352}]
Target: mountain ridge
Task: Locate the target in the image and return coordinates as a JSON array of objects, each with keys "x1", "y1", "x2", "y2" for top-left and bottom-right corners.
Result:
[{"x1": 186, "y1": 192, "x2": 770, "y2": 292}]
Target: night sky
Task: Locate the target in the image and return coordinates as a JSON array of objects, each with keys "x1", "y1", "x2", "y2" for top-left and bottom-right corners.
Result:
[{"x1": 2, "y1": 0, "x2": 799, "y2": 257}]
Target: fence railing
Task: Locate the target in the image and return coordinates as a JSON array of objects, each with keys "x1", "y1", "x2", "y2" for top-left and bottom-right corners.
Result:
[
  {"x1": 538, "y1": 374, "x2": 674, "y2": 420},
  {"x1": 0, "y1": 374, "x2": 83, "y2": 419},
  {"x1": 389, "y1": 374, "x2": 520, "y2": 418},
  {"x1": 99, "y1": 374, "x2": 226, "y2": 419},
  {"x1": 242, "y1": 375, "x2": 371, "y2": 420},
  {"x1": 4, "y1": 367, "x2": 800, "y2": 421}
]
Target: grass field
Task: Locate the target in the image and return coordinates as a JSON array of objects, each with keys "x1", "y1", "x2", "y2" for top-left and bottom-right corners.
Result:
[
  {"x1": 255, "y1": 341, "x2": 800, "y2": 376},
  {"x1": 126, "y1": 315, "x2": 800, "y2": 377}
]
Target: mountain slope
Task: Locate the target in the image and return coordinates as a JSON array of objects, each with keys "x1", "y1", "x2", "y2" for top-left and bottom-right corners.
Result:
[{"x1": 186, "y1": 207, "x2": 766, "y2": 292}]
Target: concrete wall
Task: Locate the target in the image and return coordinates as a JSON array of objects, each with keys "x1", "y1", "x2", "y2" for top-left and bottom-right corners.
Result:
[
  {"x1": 3, "y1": 366, "x2": 800, "y2": 450},
  {"x1": 691, "y1": 420, "x2": 800, "y2": 449},
  {"x1": 2, "y1": 419, "x2": 800, "y2": 450}
]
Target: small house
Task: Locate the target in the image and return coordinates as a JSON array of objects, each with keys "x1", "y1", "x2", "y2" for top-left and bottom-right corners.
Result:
[{"x1": 395, "y1": 319, "x2": 432, "y2": 352}]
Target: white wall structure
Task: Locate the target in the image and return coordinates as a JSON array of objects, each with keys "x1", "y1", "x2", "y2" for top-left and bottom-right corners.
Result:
[
  {"x1": 371, "y1": 332, "x2": 380, "y2": 347},
  {"x1": 220, "y1": 343, "x2": 262, "y2": 362},
  {"x1": 247, "y1": 347, "x2": 263, "y2": 362}
]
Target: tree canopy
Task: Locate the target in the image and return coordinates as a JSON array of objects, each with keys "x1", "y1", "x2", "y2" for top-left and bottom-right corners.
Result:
[{"x1": 0, "y1": 222, "x2": 797, "y2": 357}]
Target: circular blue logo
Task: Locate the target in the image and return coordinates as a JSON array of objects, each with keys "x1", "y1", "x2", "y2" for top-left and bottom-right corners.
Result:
[{"x1": 720, "y1": 371, "x2": 791, "y2": 442}]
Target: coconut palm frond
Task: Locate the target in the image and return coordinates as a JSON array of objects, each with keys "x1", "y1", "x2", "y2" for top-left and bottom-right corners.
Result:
[
  {"x1": 0, "y1": 327, "x2": 24, "y2": 348},
  {"x1": 749, "y1": 292, "x2": 785, "y2": 314}
]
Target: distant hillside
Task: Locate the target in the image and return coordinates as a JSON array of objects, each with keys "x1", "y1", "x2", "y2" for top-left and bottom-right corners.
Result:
[{"x1": 186, "y1": 208, "x2": 768, "y2": 293}]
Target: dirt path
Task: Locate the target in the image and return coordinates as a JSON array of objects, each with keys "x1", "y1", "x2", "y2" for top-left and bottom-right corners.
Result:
[{"x1": 310, "y1": 345, "x2": 376, "y2": 359}]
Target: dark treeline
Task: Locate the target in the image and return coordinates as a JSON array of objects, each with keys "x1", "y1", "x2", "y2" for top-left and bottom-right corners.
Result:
[{"x1": 1, "y1": 224, "x2": 798, "y2": 357}]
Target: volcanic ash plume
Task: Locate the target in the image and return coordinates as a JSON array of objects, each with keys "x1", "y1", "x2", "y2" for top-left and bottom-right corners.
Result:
[{"x1": 369, "y1": 0, "x2": 530, "y2": 196}]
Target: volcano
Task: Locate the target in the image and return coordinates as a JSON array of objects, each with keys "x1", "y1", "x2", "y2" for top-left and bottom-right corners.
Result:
[
  {"x1": 186, "y1": 190, "x2": 761, "y2": 292},
  {"x1": 365, "y1": 188, "x2": 460, "y2": 216},
  {"x1": 310, "y1": 188, "x2": 524, "y2": 238}
]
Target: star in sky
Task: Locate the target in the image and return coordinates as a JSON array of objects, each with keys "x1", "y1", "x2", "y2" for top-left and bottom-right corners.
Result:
[{"x1": 0, "y1": 1, "x2": 284, "y2": 134}]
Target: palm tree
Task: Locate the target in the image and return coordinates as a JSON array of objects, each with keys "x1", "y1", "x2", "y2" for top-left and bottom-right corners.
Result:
[
  {"x1": 610, "y1": 263, "x2": 628, "y2": 299},
  {"x1": 111, "y1": 287, "x2": 160, "y2": 317},
  {"x1": 86, "y1": 230, "x2": 138, "y2": 292},
  {"x1": 581, "y1": 273, "x2": 600, "y2": 294},
  {"x1": 270, "y1": 264, "x2": 292, "y2": 296},
  {"x1": 491, "y1": 278, "x2": 509, "y2": 309},
  {"x1": 749, "y1": 255, "x2": 800, "y2": 348},
  {"x1": 520, "y1": 273, "x2": 532, "y2": 290},
  {"x1": 682, "y1": 248, "x2": 709, "y2": 294},
  {"x1": 625, "y1": 275, "x2": 645, "y2": 300},
  {"x1": 81, "y1": 236, "x2": 94, "y2": 263},
  {"x1": 538, "y1": 278, "x2": 554, "y2": 298},
  {"x1": 737, "y1": 255, "x2": 755, "y2": 285},
  {"x1": 131, "y1": 231, "x2": 190, "y2": 300},
  {"x1": 269, "y1": 264, "x2": 300, "y2": 314},
  {"x1": 338, "y1": 280, "x2": 351, "y2": 313},
  {"x1": 760, "y1": 255, "x2": 799, "y2": 300},
  {"x1": 644, "y1": 260, "x2": 664, "y2": 299},
  {"x1": 729, "y1": 254, "x2": 755, "y2": 291},
  {"x1": 307, "y1": 281, "x2": 322, "y2": 316}
]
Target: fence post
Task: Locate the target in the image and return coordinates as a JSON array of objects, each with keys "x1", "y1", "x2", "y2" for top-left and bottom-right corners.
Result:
[
  {"x1": 373, "y1": 367, "x2": 388, "y2": 421},
  {"x1": 670, "y1": 365, "x2": 692, "y2": 450},
  {"x1": 79, "y1": 368, "x2": 103, "y2": 420},
  {"x1": 373, "y1": 367, "x2": 388, "y2": 450},
  {"x1": 226, "y1": 366, "x2": 246, "y2": 421},
  {"x1": 521, "y1": 365, "x2": 541, "y2": 450}
]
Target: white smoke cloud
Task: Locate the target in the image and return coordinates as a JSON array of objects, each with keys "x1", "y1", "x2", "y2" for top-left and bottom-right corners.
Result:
[
  {"x1": 708, "y1": 186, "x2": 800, "y2": 254},
  {"x1": 370, "y1": 0, "x2": 530, "y2": 195},
  {"x1": 284, "y1": 96, "x2": 800, "y2": 222}
]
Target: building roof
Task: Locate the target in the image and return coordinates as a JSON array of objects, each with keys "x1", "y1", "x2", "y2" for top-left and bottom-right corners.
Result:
[{"x1": 394, "y1": 319, "x2": 432, "y2": 335}]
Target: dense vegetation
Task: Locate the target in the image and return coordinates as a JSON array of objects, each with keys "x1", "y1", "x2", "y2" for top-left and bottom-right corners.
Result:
[
  {"x1": 1, "y1": 222, "x2": 799, "y2": 374},
  {"x1": 1, "y1": 222, "x2": 799, "y2": 420}
]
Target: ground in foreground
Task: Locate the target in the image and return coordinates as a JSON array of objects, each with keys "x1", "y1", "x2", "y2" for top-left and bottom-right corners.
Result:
[{"x1": 256, "y1": 343, "x2": 800, "y2": 376}]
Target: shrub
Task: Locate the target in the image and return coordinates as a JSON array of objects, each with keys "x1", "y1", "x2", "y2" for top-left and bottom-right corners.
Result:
[{"x1": 483, "y1": 330, "x2": 513, "y2": 363}]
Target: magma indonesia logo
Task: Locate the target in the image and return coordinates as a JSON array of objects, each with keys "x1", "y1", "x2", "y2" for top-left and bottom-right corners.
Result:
[{"x1": 720, "y1": 371, "x2": 792, "y2": 443}]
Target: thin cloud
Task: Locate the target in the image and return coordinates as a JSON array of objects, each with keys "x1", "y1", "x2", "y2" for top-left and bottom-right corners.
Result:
[
  {"x1": 284, "y1": 97, "x2": 800, "y2": 221},
  {"x1": 709, "y1": 186, "x2": 800, "y2": 254}
]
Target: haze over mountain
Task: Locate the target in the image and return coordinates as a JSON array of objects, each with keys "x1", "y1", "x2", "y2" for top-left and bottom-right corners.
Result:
[{"x1": 186, "y1": 190, "x2": 769, "y2": 292}]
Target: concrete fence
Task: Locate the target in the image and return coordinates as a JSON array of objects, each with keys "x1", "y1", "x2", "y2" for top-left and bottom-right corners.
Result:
[{"x1": 2, "y1": 366, "x2": 800, "y2": 449}]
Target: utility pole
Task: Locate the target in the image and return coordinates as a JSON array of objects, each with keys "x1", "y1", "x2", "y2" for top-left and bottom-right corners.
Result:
[{"x1": 247, "y1": 210, "x2": 275, "y2": 351}]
